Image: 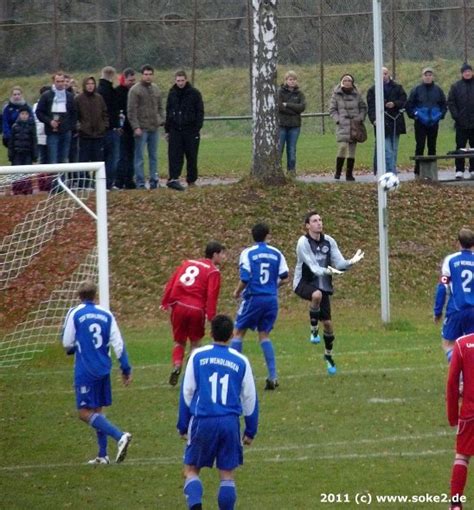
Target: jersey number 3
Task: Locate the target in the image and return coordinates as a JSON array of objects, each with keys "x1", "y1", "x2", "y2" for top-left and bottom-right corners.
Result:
[{"x1": 179, "y1": 265, "x2": 200, "y2": 287}]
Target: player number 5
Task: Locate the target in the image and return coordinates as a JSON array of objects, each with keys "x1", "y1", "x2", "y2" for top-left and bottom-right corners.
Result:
[
  {"x1": 209, "y1": 372, "x2": 229, "y2": 405},
  {"x1": 260, "y1": 262, "x2": 270, "y2": 285}
]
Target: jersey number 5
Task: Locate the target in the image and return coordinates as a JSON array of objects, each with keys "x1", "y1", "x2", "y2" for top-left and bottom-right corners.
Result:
[
  {"x1": 260, "y1": 262, "x2": 270, "y2": 284},
  {"x1": 209, "y1": 372, "x2": 229, "y2": 405}
]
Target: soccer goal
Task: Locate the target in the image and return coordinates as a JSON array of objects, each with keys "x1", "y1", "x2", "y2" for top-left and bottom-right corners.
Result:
[{"x1": 0, "y1": 163, "x2": 109, "y2": 368}]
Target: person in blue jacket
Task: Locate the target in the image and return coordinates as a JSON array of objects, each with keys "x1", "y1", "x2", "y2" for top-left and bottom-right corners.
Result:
[{"x1": 406, "y1": 67, "x2": 447, "y2": 177}]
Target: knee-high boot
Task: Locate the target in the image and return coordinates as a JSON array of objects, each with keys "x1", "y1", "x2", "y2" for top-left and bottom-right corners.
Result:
[
  {"x1": 346, "y1": 158, "x2": 355, "y2": 181},
  {"x1": 334, "y1": 157, "x2": 345, "y2": 180}
]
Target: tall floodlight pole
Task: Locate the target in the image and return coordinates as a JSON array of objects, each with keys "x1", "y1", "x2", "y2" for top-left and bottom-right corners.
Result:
[{"x1": 373, "y1": 0, "x2": 390, "y2": 322}]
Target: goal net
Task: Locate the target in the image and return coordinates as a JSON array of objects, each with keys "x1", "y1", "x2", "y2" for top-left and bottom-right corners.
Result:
[{"x1": 0, "y1": 163, "x2": 109, "y2": 368}]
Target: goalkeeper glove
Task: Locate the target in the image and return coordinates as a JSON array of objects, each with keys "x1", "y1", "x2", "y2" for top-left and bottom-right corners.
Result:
[
  {"x1": 349, "y1": 249, "x2": 364, "y2": 265},
  {"x1": 326, "y1": 265, "x2": 343, "y2": 275}
]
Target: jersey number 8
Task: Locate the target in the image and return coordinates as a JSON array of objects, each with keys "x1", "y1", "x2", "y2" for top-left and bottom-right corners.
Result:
[{"x1": 179, "y1": 265, "x2": 200, "y2": 287}]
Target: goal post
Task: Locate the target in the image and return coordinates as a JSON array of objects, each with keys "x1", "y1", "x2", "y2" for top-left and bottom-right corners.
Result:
[{"x1": 0, "y1": 162, "x2": 109, "y2": 367}]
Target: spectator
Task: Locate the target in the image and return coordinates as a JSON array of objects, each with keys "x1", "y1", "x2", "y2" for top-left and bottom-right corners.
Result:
[
  {"x1": 128, "y1": 64, "x2": 164, "y2": 190},
  {"x1": 2, "y1": 86, "x2": 34, "y2": 159},
  {"x1": 367, "y1": 67, "x2": 407, "y2": 175},
  {"x1": 447, "y1": 63, "x2": 474, "y2": 180},
  {"x1": 65, "y1": 75, "x2": 80, "y2": 164},
  {"x1": 329, "y1": 74, "x2": 367, "y2": 181},
  {"x1": 98, "y1": 66, "x2": 121, "y2": 190},
  {"x1": 115, "y1": 68, "x2": 137, "y2": 189},
  {"x1": 177, "y1": 314, "x2": 258, "y2": 510},
  {"x1": 33, "y1": 86, "x2": 51, "y2": 164},
  {"x1": 75, "y1": 76, "x2": 108, "y2": 168},
  {"x1": 8, "y1": 105, "x2": 37, "y2": 166},
  {"x1": 406, "y1": 67, "x2": 447, "y2": 177},
  {"x1": 164, "y1": 70, "x2": 204, "y2": 191},
  {"x1": 278, "y1": 70, "x2": 306, "y2": 176},
  {"x1": 36, "y1": 71, "x2": 77, "y2": 164}
]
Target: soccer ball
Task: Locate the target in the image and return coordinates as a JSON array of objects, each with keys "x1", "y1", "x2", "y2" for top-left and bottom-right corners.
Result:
[{"x1": 378, "y1": 172, "x2": 400, "y2": 192}]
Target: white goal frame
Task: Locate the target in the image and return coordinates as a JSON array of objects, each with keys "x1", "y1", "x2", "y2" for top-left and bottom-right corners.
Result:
[{"x1": 0, "y1": 162, "x2": 109, "y2": 309}]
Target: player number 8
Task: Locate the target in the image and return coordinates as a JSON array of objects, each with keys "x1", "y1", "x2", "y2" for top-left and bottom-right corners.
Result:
[{"x1": 179, "y1": 265, "x2": 200, "y2": 286}]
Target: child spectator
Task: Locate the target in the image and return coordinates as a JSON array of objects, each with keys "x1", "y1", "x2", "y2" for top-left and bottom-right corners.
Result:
[{"x1": 9, "y1": 105, "x2": 37, "y2": 166}]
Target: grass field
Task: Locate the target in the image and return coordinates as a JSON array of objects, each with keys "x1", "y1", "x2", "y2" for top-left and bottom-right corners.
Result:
[
  {"x1": 0, "y1": 304, "x2": 456, "y2": 510},
  {"x1": 1, "y1": 176, "x2": 473, "y2": 509}
]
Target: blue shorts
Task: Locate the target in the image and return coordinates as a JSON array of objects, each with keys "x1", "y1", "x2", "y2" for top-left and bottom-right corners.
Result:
[
  {"x1": 184, "y1": 415, "x2": 243, "y2": 470},
  {"x1": 75, "y1": 375, "x2": 112, "y2": 409},
  {"x1": 235, "y1": 295, "x2": 278, "y2": 333},
  {"x1": 442, "y1": 309, "x2": 474, "y2": 342},
  {"x1": 461, "y1": 308, "x2": 474, "y2": 335}
]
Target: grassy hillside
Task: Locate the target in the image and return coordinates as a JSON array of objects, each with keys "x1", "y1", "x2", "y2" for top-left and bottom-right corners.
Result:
[{"x1": 1, "y1": 179, "x2": 472, "y2": 332}]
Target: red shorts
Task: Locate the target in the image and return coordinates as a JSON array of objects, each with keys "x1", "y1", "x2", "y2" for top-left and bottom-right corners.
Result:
[
  {"x1": 456, "y1": 418, "x2": 474, "y2": 455},
  {"x1": 170, "y1": 303, "x2": 205, "y2": 343}
]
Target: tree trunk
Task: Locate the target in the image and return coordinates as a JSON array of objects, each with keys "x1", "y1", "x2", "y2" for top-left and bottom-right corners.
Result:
[{"x1": 251, "y1": 0, "x2": 285, "y2": 185}]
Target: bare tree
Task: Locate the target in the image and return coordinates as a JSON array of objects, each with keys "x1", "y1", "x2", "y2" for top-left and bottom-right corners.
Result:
[{"x1": 251, "y1": 0, "x2": 285, "y2": 185}]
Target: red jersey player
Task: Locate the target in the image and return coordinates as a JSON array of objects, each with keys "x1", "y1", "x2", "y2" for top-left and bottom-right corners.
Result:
[
  {"x1": 446, "y1": 332, "x2": 474, "y2": 510},
  {"x1": 160, "y1": 241, "x2": 226, "y2": 386}
]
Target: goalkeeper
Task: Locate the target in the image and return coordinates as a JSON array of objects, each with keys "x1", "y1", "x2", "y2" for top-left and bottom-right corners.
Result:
[{"x1": 293, "y1": 211, "x2": 364, "y2": 375}]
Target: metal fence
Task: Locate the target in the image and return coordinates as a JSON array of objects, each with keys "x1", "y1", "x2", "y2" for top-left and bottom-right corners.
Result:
[
  {"x1": 1, "y1": 1, "x2": 472, "y2": 75},
  {"x1": 0, "y1": 0, "x2": 472, "y2": 131}
]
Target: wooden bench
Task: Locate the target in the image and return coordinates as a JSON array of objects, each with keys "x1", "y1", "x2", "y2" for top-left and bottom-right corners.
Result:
[{"x1": 410, "y1": 153, "x2": 474, "y2": 181}]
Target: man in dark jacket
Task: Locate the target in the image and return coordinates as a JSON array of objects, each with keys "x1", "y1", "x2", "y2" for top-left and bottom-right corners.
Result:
[
  {"x1": 36, "y1": 72, "x2": 77, "y2": 164},
  {"x1": 97, "y1": 66, "x2": 121, "y2": 189},
  {"x1": 406, "y1": 67, "x2": 447, "y2": 177},
  {"x1": 164, "y1": 70, "x2": 204, "y2": 191},
  {"x1": 367, "y1": 67, "x2": 407, "y2": 174},
  {"x1": 115, "y1": 68, "x2": 137, "y2": 189},
  {"x1": 448, "y1": 63, "x2": 474, "y2": 180}
]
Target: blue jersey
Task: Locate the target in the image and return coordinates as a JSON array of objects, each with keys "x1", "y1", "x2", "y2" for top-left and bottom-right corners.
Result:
[
  {"x1": 177, "y1": 343, "x2": 258, "y2": 439},
  {"x1": 434, "y1": 250, "x2": 474, "y2": 316},
  {"x1": 239, "y1": 242, "x2": 289, "y2": 298},
  {"x1": 62, "y1": 301, "x2": 131, "y2": 385}
]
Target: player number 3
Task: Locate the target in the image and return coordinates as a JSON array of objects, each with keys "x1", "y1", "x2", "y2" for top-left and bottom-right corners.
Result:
[{"x1": 179, "y1": 265, "x2": 200, "y2": 287}]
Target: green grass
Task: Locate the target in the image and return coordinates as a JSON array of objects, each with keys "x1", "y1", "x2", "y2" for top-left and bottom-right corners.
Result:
[{"x1": 0, "y1": 304, "x2": 456, "y2": 509}]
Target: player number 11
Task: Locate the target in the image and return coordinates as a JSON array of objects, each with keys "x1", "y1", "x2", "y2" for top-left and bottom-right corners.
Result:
[{"x1": 209, "y1": 372, "x2": 229, "y2": 405}]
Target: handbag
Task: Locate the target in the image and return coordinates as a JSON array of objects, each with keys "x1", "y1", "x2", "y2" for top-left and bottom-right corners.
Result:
[{"x1": 350, "y1": 119, "x2": 367, "y2": 143}]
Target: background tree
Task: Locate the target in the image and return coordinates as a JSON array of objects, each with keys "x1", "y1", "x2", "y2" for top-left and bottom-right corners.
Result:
[{"x1": 251, "y1": 0, "x2": 285, "y2": 185}]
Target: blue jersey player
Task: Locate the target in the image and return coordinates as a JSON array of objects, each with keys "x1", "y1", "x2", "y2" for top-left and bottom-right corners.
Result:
[
  {"x1": 177, "y1": 314, "x2": 258, "y2": 510},
  {"x1": 62, "y1": 280, "x2": 132, "y2": 465},
  {"x1": 230, "y1": 223, "x2": 289, "y2": 390},
  {"x1": 434, "y1": 228, "x2": 474, "y2": 363}
]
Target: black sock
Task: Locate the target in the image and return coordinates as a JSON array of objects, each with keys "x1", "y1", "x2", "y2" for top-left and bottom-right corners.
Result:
[
  {"x1": 309, "y1": 307, "x2": 320, "y2": 331},
  {"x1": 324, "y1": 333, "x2": 335, "y2": 354}
]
